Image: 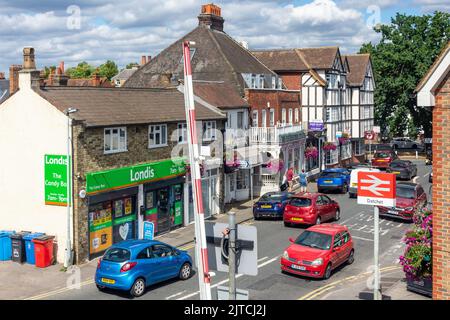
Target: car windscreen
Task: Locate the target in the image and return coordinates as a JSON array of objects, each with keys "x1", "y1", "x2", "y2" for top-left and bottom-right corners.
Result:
[
  {"x1": 396, "y1": 186, "x2": 415, "y2": 199},
  {"x1": 295, "y1": 231, "x2": 332, "y2": 250},
  {"x1": 375, "y1": 152, "x2": 390, "y2": 158},
  {"x1": 290, "y1": 198, "x2": 312, "y2": 207},
  {"x1": 103, "y1": 247, "x2": 131, "y2": 262},
  {"x1": 260, "y1": 194, "x2": 284, "y2": 202},
  {"x1": 390, "y1": 162, "x2": 407, "y2": 168},
  {"x1": 319, "y1": 172, "x2": 343, "y2": 178}
]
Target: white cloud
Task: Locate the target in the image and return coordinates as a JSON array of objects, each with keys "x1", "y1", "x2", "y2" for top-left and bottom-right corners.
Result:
[{"x1": 0, "y1": 0, "x2": 382, "y2": 75}]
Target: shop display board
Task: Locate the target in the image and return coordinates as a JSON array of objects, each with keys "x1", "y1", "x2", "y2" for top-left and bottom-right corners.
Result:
[
  {"x1": 44, "y1": 154, "x2": 70, "y2": 206},
  {"x1": 88, "y1": 202, "x2": 113, "y2": 255}
]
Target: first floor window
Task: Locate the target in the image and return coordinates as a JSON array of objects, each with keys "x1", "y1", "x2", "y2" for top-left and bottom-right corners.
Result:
[
  {"x1": 295, "y1": 108, "x2": 299, "y2": 123},
  {"x1": 341, "y1": 143, "x2": 352, "y2": 160},
  {"x1": 177, "y1": 123, "x2": 187, "y2": 143},
  {"x1": 203, "y1": 121, "x2": 217, "y2": 141},
  {"x1": 252, "y1": 111, "x2": 258, "y2": 127},
  {"x1": 281, "y1": 108, "x2": 286, "y2": 124},
  {"x1": 269, "y1": 109, "x2": 275, "y2": 126},
  {"x1": 325, "y1": 148, "x2": 339, "y2": 165},
  {"x1": 104, "y1": 127, "x2": 127, "y2": 154},
  {"x1": 149, "y1": 124, "x2": 167, "y2": 148},
  {"x1": 288, "y1": 109, "x2": 293, "y2": 124}
]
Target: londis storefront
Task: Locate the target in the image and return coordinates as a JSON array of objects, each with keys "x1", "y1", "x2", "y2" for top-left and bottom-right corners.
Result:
[{"x1": 85, "y1": 159, "x2": 186, "y2": 259}]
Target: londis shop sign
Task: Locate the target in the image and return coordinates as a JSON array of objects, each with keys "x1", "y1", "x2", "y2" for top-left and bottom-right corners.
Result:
[
  {"x1": 45, "y1": 154, "x2": 70, "y2": 206},
  {"x1": 86, "y1": 158, "x2": 186, "y2": 195}
]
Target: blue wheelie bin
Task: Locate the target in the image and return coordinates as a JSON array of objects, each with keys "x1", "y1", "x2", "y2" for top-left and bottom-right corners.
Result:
[
  {"x1": 23, "y1": 232, "x2": 45, "y2": 265},
  {"x1": 0, "y1": 231, "x2": 15, "y2": 261}
]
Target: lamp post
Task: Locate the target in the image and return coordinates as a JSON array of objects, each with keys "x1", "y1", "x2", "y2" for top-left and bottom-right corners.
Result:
[{"x1": 64, "y1": 107, "x2": 78, "y2": 268}]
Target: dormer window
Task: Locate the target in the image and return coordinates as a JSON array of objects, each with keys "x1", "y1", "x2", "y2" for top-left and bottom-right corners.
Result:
[
  {"x1": 272, "y1": 76, "x2": 276, "y2": 89},
  {"x1": 251, "y1": 74, "x2": 257, "y2": 89},
  {"x1": 259, "y1": 75, "x2": 265, "y2": 89}
]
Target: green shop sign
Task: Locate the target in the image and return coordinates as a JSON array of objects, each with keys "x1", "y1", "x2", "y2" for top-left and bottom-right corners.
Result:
[
  {"x1": 44, "y1": 154, "x2": 70, "y2": 206},
  {"x1": 86, "y1": 158, "x2": 186, "y2": 195}
]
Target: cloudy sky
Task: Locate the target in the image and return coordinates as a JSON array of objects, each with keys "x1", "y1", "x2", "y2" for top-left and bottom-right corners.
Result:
[{"x1": 0, "y1": 0, "x2": 448, "y2": 75}]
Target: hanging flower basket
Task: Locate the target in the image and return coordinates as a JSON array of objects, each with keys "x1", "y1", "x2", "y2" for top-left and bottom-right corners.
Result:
[
  {"x1": 322, "y1": 142, "x2": 337, "y2": 151},
  {"x1": 338, "y1": 133, "x2": 351, "y2": 145},
  {"x1": 305, "y1": 146, "x2": 319, "y2": 159},
  {"x1": 399, "y1": 209, "x2": 433, "y2": 297},
  {"x1": 263, "y1": 159, "x2": 284, "y2": 174}
]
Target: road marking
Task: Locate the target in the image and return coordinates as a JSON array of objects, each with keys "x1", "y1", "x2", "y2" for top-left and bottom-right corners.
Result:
[
  {"x1": 258, "y1": 256, "x2": 269, "y2": 263},
  {"x1": 179, "y1": 243, "x2": 195, "y2": 250},
  {"x1": 305, "y1": 286, "x2": 336, "y2": 300},
  {"x1": 25, "y1": 278, "x2": 95, "y2": 300},
  {"x1": 165, "y1": 291, "x2": 187, "y2": 300},
  {"x1": 176, "y1": 256, "x2": 279, "y2": 300},
  {"x1": 297, "y1": 265, "x2": 401, "y2": 300},
  {"x1": 351, "y1": 236, "x2": 374, "y2": 242}
]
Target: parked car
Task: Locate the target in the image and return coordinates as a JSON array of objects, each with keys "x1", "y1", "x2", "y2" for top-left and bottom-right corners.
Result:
[
  {"x1": 344, "y1": 162, "x2": 370, "y2": 172},
  {"x1": 95, "y1": 240, "x2": 193, "y2": 297},
  {"x1": 390, "y1": 137, "x2": 422, "y2": 149},
  {"x1": 348, "y1": 167, "x2": 381, "y2": 198},
  {"x1": 371, "y1": 150, "x2": 399, "y2": 169},
  {"x1": 386, "y1": 160, "x2": 417, "y2": 180},
  {"x1": 373, "y1": 144, "x2": 394, "y2": 152},
  {"x1": 378, "y1": 182, "x2": 427, "y2": 222},
  {"x1": 253, "y1": 191, "x2": 294, "y2": 220},
  {"x1": 283, "y1": 193, "x2": 340, "y2": 226},
  {"x1": 317, "y1": 168, "x2": 351, "y2": 193},
  {"x1": 280, "y1": 224, "x2": 354, "y2": 279}
]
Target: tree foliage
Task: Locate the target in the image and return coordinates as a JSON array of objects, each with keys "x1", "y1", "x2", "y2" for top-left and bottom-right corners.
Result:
[
  {"x1": 65, "y1": 60, "x2": 119, "y2": 80},
  {"x1": 97, "y1": 60, "x2": 119, "y2": 80},
  {"x1": 360, "y1": 11, "x2": 450, "y2": 137}
]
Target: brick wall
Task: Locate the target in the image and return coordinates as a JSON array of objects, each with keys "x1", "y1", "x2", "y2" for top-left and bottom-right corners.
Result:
[
  {"x1": 280, "y1": 73, "x2": 301, "y2": 91},
  {"x1": 72, "y1": 121, "x2": 225, "y2": 263},
  {"x1": 245, "y1": 89, "x2": 301, "y2": 126},
  {"x1": 433, "y1": 71, "x2": 450, "y2": 300}
]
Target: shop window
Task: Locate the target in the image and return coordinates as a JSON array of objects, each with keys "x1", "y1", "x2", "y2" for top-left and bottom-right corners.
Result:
[
  {"x1": 104, "y1": 127, "x2": 127, "y2": 154},
  {"x1": 325, "y1": 149, "x2": 339, "y2": 165},
  {"x1": 203, "y1": 121, "x2": 217, "y2": 141},
  {"x1": 177, "y1": 123, "x2": 187, "y2": 144},
  {"x1": 236, "y1": 170, "x2": 249, "y2": 190},
  {"x1": 149, "y1": 124, "x2": 167, "y2": 148}
]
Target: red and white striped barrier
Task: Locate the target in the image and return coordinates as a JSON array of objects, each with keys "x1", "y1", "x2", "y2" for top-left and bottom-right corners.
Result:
[{"x1": 182, "y1": 41, "x2": 212, "y2": 300}]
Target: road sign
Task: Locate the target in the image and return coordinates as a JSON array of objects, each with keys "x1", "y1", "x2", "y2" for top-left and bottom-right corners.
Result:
[
  {"x1": 205, "y1": 222, "x2": 258, "y2": 276},
  {"x1": 143, "y1": 221, "x2": 154, "y2": 240},
  {"x1": 365, "y1": 131, "x2": 375, "y2": 140},
  {"x1": 357, "y1": 172, "x2": 396, "y2": 207},
  {"x1": 217, "y1": 286, "x2": 249, "y2": 300}
]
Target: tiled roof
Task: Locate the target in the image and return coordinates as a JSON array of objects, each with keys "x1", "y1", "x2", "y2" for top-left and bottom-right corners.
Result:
[
  {"x1": 123, "y1": 26, "x2": 275, "y2": 93},
  {"x1": 0, "y1": 79, "x2": 9, "y2": 104},
  {"x1": 344, "y1": 54, "x2": 371, "y2": 86},
  {"x1": 34, "y1": 86, "x2": 225, "y2": 127},
  {"x1": 111, "y1": 68, "x2": 138, "y2": 82},
  {"x1": 193, "y1": 82, "x2": 248, "y2": 109}
]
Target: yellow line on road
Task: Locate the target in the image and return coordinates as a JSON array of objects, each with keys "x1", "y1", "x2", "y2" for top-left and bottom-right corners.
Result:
[
  {"x1": 25, "y1": 278, "x2": 95, "y2": 300},
  {"x1": 298, "y1": 265, "x2": 400, "y2": 300}
]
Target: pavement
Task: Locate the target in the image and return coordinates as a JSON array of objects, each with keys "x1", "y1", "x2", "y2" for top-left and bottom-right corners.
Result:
[{"x1": 0, "y1": 159, "x2": 433, "y2": 301}]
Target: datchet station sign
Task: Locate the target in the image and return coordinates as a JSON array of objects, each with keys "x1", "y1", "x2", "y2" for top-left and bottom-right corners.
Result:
[{"x1": 357, "y1": 171, "x2": 396, "y2": 207}]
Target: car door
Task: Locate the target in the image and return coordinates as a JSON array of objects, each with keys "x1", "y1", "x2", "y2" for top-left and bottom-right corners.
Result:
[
  {"x1": 339, "y1": 231, "x2": 352, "y2": 263},
  {"x1": 151, "y1": 244, "x2": 178, "y2": 282},
  {"x1": 136, "y1": 246, "x2": 159, "y2": 285},
  {"x1": 320, "y1": 196, "x2": 334, "y2": 221},
  {"x1": 416, "y1": 186, "x2": 427, "y2": 208},
  {"x1": 315, "y1": 196, "x2": 325, "y2": 221},
  {"x1": 330, "y1": 233, "x2": 343, "y2": 267}
]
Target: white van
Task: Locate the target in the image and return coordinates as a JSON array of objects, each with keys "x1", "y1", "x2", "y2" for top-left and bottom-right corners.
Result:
[{"x1": 349, "y1": 167, "x2": 381, "y2": 198}]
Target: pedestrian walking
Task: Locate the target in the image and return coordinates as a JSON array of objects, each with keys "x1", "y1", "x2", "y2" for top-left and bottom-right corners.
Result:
[
  {"x1": 299, "y1": 169, "x2": 308, "y2": 193},
  {"x1": 286, "y1": 167, "x2": 294, "y2": 192}
]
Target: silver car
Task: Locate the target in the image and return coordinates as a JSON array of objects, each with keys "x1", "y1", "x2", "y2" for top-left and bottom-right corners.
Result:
[{"x1": 390, "y1": 137, "x2": 422, "y2": 149}]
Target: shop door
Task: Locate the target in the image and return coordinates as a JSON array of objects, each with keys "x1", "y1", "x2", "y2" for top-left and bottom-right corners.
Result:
[
  {"x1": 157, "y1": 188, "x2": 171, "y2": 234},
  {"x1": 172, "y1": 184, "x2": 183, "y2": 227}
]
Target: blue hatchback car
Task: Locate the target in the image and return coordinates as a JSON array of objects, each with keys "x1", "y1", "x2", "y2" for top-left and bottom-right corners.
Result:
[
  {"x1": 95, "y1": 240, "x2": 193, "y2": 297},
  {"x1": 253, "y1": 192, "x2": 294, "y2": 219},
  {"x1": 317, "y1": 168, "x2": 351, "y2": 194}
]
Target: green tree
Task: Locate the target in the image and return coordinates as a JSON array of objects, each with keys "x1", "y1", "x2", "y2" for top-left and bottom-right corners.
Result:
[
  {"x1": 125, "y1": 62, "x2": 139, "y2": 69},
  {"x1": 98, "y1": 60, "x2": 119, "y2": 80},
  {"x1": 42, "y1": 66, "x2": 56, "y2": 79},
  {"x1": 360, "y1": 11, "x2": 450, "y2": 137},
  {"x1": 66, "y1": 61, "x2": 95, "y2": 79}
]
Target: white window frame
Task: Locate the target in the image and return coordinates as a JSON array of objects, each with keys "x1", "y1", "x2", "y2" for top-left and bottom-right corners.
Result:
[
  {"x1": 252, "y1": 110, "x2": 258, "y2": 127},
  {"x1": 288, "y1": 108, "x2": 293, "y2": 124},
  {"x1": 281, "y1": 108, "x2": 287, "y2": 124},
  {"x1": 259, "y1": 75, "x2": 265, "y2": 89},
  {"x1": 269, "y1": 109, "x2": 275, "y2": 126},
  {"x1": 272, "y1": 77, "x2": 276, "y2": 89},
  {"x1": 104, "y1": 127, "x2": 127, "y2": 154},
  {"x1": 261, "y1": 109, "x2": 267, "y2": 127},
  {"x1": 325, "y1": 148, "x2": 339, "y2": 165},
  {"x1": 177, "y1": 123, "x2": 187, "y2": 144},
  {"x1": 149, "y1": 124, "x2": 168, "y2": 148},
  {"x1": 341, "y1": 143, "x2": 352, "y2": 160},
  {"x1": 203, "y1": 121, "x2": 217, "y2": 141},
  {"x1": 294, "y1": 108, "x2": 299, "y2": 123},
  {"x1": 251, "y1": 74, "x2": 257, "y2": 89}
]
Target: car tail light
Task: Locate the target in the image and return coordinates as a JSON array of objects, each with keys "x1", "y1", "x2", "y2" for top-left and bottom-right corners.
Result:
[
  {"x1": 120, "y1": 262, "x2": 137, "y2": 273},
  {"x1": 97, "y1": 258, "x2": 102, "y2": 269}
]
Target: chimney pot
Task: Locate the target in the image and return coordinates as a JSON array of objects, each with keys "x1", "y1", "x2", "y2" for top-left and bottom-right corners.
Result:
[
  {"x1": 9, "y1": 64, "x2": 23, "y2": 95},
  {"x1": 0, "y1": 72, "x2": 5, "y2": 80},
  {"x1": 198, "y1": 3, "x2": 224, "y2": 32},
  {"x1": 59, "y1": 61, "x2": 65, "y2": 74},
  {"x1": 23, "y1": 47, "x2": 36, "y2": 70},
  {"x1": 147, "y1": 56, "x2": 151, "y2": 63}
]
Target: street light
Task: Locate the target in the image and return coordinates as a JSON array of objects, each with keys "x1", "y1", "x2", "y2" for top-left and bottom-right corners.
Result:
[{"x1": 64, "y1": 107, "x2": 78, "y2": 268}]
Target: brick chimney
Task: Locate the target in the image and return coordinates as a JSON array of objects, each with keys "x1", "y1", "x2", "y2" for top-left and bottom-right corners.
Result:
[
  {"x1": 18, "y1": 47, "x2": 40, "y2": 90},
  {"x1": 198, "y1": 3, "x2": 224, "y2": 32},
  {"x1": 9, "y1": 64, "x2": 22, "y2": 95},
  {"x1": 53, "y1": 61, "x2": 69, "y2": 86},
  {"x1": 91, "y1": 73, "x2": 101, "y2": 87},
  {"x1": 0, "y1": 72, "x2": 5, "y2": 80},
  {"x1": 141, "y1": 56, "x2": 147, "y2": 66}
]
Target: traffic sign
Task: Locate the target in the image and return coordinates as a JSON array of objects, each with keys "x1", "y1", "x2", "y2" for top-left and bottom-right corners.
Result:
[{"x1": 357, "y1": 172, "x2": 396, "y2": 207}]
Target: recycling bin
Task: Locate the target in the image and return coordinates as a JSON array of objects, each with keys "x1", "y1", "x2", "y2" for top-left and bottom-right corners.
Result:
[
  {"x1": 23, "y1": 233, "x2": 45, "y2": 265},
  {"x1": 32, "y1": 235, "x2": 55, "y2": 268},
  {"x1": 10, "y1": 231, "x2": 30, "y2": 263},
  {"x1": 0, "y1": 230, "x2": 15, "y2": 261}
]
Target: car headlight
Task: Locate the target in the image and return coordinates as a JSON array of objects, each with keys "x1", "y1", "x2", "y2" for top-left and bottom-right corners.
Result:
[
  {"x1": 282, "y1": 251, "x2": 289, "y2": 260},
  {"x1": 311, "y1": 258, "x2": 324, "y2": 266}
]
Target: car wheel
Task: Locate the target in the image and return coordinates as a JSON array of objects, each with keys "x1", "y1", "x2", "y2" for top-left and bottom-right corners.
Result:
[
  {"x1": 323, "y1": 263, "x2": 332, "y2": 279},
  {"x1": 130, "y1": 278, "x2": 146, "y2": 298},
  {"x1": 315, "y1": 217, "x2": 321, "y2": 225},
  {"x1": 96, "y1": 284, "x2": 106, "y2": 291},
  {"x1": 254, "y1": 215, "x2": 259, "y2": 221},
  {"x1": 318, "y1": 188, "x2": 323, "y2": 193},
  {"x1": 179, "y1": 262, "x2": 192, "y2": 280},
  {"x1": 334, "y1": 210, "x2": 341, "y2": 221},
  {"x1": 347, "y1": 250, "x2": 355, "y2": 265}
]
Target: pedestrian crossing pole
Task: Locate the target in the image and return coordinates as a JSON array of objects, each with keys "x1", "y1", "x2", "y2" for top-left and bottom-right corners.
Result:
[{"x1": 182, "y1": 41, "x2": 212, "y2": 300}]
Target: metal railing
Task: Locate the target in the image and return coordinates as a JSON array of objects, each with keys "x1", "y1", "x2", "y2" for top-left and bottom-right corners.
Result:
[{"x1": 249, "y1": 123, "x2": 304, "y2": 144}]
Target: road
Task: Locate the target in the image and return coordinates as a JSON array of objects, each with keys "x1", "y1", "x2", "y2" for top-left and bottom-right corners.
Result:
[{"x1": 37, "y1": 160, "x2": 432, "y2": 300}]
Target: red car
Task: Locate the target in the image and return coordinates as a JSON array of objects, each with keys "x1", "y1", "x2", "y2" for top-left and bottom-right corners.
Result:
[
  {"x1": 378, "y1": 182, "x2": 427, "y2": 221},
  {"x1": 283, "y1": 193, "x2": 340, "y2": 226},
  {"x1": 280, "y1": 224, "x2": 354, "y2": 279},
  {"x1": 371, "y1": 150, "x2": 398, "y2": 169}
]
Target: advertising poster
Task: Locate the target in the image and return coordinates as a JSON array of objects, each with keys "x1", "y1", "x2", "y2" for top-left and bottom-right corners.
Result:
[
  {"x1": 89, "y1": 202, "x2": 112, "y2": 255},
  {"x1": 44, "y1": 154, "x2": 70, "y2": 206},
  {"x1": 124, "y1": 197, "x2": 132, "y2": 215}
]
